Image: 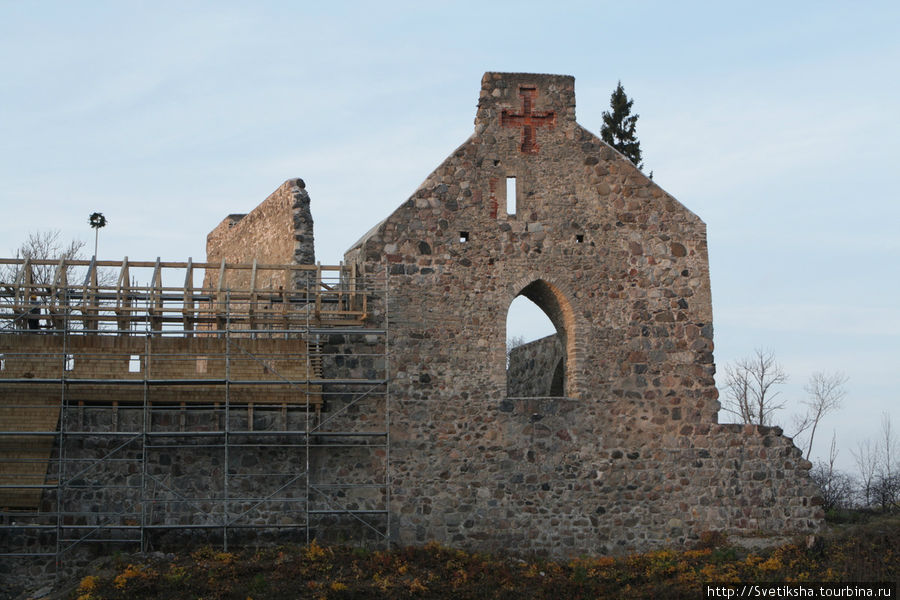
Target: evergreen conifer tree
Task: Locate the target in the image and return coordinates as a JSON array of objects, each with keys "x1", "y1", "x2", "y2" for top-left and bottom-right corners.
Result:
[{"x1": 601, "y1": 81, "x2": 644, "y2": 170}]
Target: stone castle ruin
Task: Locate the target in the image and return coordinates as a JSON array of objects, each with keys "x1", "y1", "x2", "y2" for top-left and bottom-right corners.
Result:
[{"x1": 0, "y1": 73, "x2": 822, "y2": 579}]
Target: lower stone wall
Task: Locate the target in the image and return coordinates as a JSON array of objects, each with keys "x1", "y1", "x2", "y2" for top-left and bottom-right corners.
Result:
[
  {"x1": 388, "y1": 397, "x2": 823, "y2": 557},
  {"x1": 316, "y1": 331, "x2": 822, "y2": 557},
  {"x1": 507, "y1": 335, "x2": 563, "y2": 397},
  {"x1": 1, "y1": 345, "x2": 823, "y2": 596},
  {"x1": 0, "y1": 399, "x2": 823, "y2": 597},
  {"x1": 0, "y1": 401, "x2": 822, "y2": 554},
  {"x1": 0, "y1": 402, "x2": 389, "y2": 596}
]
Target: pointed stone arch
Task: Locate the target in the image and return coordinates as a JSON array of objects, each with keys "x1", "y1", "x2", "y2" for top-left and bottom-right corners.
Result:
[{"x1": 506, "y1": 276, "x2": 581, "y2": 399}]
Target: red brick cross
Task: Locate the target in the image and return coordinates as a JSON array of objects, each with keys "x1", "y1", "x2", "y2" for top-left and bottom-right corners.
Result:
[{"x1": 501, "y1": 85, "x2": 556, "y2": 154}]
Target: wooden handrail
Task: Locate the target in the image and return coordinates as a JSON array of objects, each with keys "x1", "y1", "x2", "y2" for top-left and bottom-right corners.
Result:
[
  {"x1": 0, "y1": 258, "x2": 370, "y2": 333},
  {"x1": 0, "y1": 258, "x2": 350, "y2": 271}
]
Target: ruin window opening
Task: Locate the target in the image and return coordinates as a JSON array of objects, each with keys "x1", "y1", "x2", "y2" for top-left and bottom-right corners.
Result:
[
  {"x1": 576, "y1": 234, "x2": 584, "y2": 243},
  {"x1": 506, "y1": 176, "x2": 517, "y2": 216},
  {"x1": 128, "y1": 355, "x2": 141, "y2": 373},
  {"x1": 64, "y1": 354, "x2": 74, "y2": 372},
  {"x1": 0, "y1": 354, "x2": 4, "y2": 371},
  {"x1": 459, "y1": 231, "x2": 469, "y2": 243},
  {"x1": 506, "y1": 279, "x2": 576, "y2": 398}
]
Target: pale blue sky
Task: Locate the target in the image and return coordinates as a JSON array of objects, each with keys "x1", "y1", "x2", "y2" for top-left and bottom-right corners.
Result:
[{"x1": 1, "y1": 1, "x2": 897, "y2": 472}]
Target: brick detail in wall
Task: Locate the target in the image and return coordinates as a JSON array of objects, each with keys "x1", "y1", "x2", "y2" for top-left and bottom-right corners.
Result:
[{"x1": 501, "y1": 85, "x2": 557, "y2": 154}]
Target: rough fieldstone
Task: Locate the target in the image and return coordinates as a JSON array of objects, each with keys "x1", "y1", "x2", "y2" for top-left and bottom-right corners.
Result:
[{"x1": 336, "y1": 72, "x2": 822, "y2": 556}]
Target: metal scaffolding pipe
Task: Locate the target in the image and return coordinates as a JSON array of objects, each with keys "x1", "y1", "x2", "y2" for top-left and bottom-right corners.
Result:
[{"x1": 0, "y1": 262, "x2": 391, "y2": 567}]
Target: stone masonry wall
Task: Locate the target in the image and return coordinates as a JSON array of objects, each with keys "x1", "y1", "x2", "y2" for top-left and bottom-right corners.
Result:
[
  {"x1": 507, "y1": 334, "x2": 564, "y2": 398},
  {"x1": 0, "y1": 403, "x2": 387, "y2": 593},
  {"x1": 205, "y1": 178, "x2": 314, "y2": 291},
  {"x1": 0, "y1": 327, "x2": 389, "y2": 594},
  {"x1": 344, "y1": 72, "x2": 822, "y2": 556},
  {"x1": 0, "y1": 73, "x2": 823, "y2": 574}
]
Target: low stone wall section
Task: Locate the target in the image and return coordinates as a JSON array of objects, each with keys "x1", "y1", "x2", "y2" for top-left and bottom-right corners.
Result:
[
  {"x1": 507, "y1": 334, "x2": 563, "y2": 397},
  {"x1": 388, "y1": 395, "x2": 822, "y2": 556}
]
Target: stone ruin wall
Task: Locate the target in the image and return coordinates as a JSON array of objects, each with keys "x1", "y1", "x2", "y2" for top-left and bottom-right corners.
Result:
[
  {"x1": 0, "y1": 73, "x2": 824, "y2": 575},
  {"x1": 342, "y1": 72, "x2": 823, "y2": 555},
  {"x1": 2, "y1": 407, "x2": 387, "y2": 561},
  {"x1": 507, "y1": 335, "x2": 564, "y2": 398},
  {"x1": 204, "y1": 177, "x2": 315, "y2": 291}
]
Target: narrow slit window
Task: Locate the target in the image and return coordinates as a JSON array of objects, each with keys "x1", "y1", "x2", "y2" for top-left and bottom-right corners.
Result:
[
  {"x1": 65, "y1": 354, "x2": 74, "y2": 372},
  {"x1": 459, "y1": 231, "x2": 469, "y2": 243},
  {"x1": 0, "y1": 354, "x2": 5, "y2": 371},
  {"x1": 128, "y1": 355, "x2": 141, "y2": 373},
  {"x1": 506, "y1": 176, "x2": 517, "y2": 216}
]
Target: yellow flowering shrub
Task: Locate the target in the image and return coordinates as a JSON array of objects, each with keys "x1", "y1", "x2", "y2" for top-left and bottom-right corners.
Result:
[
  {"x1": 76, "y1": 575, "x2": 100, "y2": 600},
  {"x1": 113, "y1": 563, "x2": 157, "y2": 590}
]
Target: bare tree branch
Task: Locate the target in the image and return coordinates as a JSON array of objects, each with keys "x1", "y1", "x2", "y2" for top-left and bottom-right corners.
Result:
[
  {"x1": 722, "y1": 348, "x2": 788, "y2": 426},
  {"x1": 795, "y1": 371, "x2": 847, "y2": 460},
  {"x1": 809, "y1": 431, "x2": 856, "y2": 511},
  {"x1": 506, "y1": 335, "x2": 527, "y2": 368},
  {"x1": 1, "y1": 230, "x2": 115, "y2": 292},
  {"x1": 872, "y1": 413, "x2": 900, "y2": 510},
  {"x1": 879, "y1": 413, "x2": 897, "y2": 481},
  {"x1": 1, "y1": 230, "x2": 84, "y2": 289},
  {"x1": 851, "y1": 439, "x2": 879, "y2": 507}
]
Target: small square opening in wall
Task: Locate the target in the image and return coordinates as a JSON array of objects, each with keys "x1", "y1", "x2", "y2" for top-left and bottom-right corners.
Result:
[
  {"x1": 459, "y1": 231, "x2": 469, "y2": 243},
  {"x1": 576, "y1": 234, "x2": 584, "y2": 244},
  {"x1": 65, "y1": 354, "x2": 74, "y2": 372},
  {"x1": 128, "y1": 355, "x2": 141, "y2": 373}
]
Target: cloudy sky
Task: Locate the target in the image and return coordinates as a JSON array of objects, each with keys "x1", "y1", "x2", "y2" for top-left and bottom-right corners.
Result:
[{"x1": 1, "y1": 1, "x2": 897, "y2": 472}]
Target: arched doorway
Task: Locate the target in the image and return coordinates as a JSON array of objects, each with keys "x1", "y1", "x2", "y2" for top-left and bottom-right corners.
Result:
[{"x1": 505, "y1": 279, "x2": 577, "y2": 398}]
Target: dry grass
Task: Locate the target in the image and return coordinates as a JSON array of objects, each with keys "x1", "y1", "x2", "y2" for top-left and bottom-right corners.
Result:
[{"x1": 67, "y1": 514, "x2": 899, "y2": 599}]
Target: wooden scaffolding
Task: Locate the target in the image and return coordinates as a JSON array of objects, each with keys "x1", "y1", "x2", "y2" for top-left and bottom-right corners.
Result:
[{"x1": 0, "y1": 258, "x2": 390, "y2": 566}]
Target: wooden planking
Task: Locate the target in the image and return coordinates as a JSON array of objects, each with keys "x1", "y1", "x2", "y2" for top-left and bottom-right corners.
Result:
[
  {"x1": 0, "y1": 395, "x2": 59, "y2": 508},
  {"x1": 0, "y1": 335, "x2": 325, "y2": 408}
]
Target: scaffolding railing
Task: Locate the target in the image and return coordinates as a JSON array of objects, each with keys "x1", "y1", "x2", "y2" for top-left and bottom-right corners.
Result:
[
  {"x1": 0, "y1": 257, "x2": 368, "y2": 333},
  {"x1": 0, "y1": 259, "x2": 390, "y2": 574}
]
